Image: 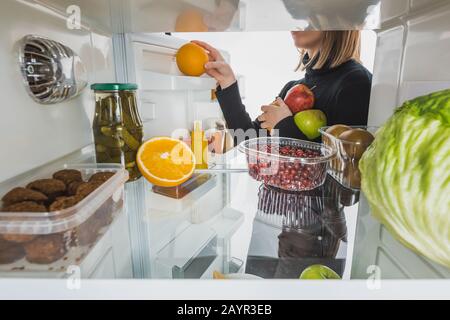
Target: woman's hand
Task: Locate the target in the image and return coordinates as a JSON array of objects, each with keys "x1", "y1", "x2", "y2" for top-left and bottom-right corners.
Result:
[
  {"x1": 257, "y1": 97, "x2": 293, "y2": 131},
  {"x1": 191, "y1": 40, "x2": 237, "y2": 89}
]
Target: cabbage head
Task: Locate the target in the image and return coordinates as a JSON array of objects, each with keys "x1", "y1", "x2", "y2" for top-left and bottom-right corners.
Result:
[{"x1": 360, "y1": 89, "x2": 450, "y2": 268}]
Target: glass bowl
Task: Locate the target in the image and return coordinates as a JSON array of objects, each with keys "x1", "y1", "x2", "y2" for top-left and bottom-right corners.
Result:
[
  {"x1": 319, "y1": 126, "x2": 378, "y2": 190},
  {"x1": 238, "y1": 137, "x2": 335, "y2": 192}
]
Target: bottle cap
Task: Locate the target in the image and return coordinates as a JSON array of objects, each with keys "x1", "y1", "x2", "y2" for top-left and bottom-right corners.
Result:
[
  {"x1": 91, "y1": 83, "x2": 138, "y2": 91},
  {"x1": 193, "y1": 120, "x2": 202, "y2": 131}
]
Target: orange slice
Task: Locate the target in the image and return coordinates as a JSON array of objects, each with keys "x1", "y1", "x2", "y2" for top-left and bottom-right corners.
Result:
[{"x1": 137, "y1": 137, "x2": 196, "y2": 187}]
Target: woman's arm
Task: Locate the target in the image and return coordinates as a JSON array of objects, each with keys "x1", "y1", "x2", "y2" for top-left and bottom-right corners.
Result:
[
  {"x1": 215, "y1": 81, "x2": 263, "y2": 134},
  {"x1": 251, "y1": 80, "x2": 307, "y2": 140},
  {"x1": 192, "y1": 40, "x2": 310, "y2": 140},
  {"x1": 218, "y1": 79, "x2": 309, "y2": 140},
  {"x1": 256, "y1": 80, "x2": 309, "y2": 140},
  {"x1": 191, "y1": 40, "x2": 262, "y2": 141}
]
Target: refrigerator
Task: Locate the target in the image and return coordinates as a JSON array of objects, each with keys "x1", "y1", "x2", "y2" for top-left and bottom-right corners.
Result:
[{"x1": 0, "y1": 0, "x2": 448, "y2": 284}]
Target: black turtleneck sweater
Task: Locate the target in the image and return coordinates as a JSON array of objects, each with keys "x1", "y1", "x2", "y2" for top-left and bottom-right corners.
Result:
[{"x1": 215, "y1": 57, "x2": 372, "y2": 141}]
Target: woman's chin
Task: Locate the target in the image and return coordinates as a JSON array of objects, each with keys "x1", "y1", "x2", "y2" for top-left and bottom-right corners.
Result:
[{"x1": 294, "y1": 41, "x2": 306, "y2": 49}]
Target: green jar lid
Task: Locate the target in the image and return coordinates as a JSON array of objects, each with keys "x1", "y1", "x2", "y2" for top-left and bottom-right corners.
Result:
[{"x1": 91, "y1": 83, "x2": 138, "y2": 91}]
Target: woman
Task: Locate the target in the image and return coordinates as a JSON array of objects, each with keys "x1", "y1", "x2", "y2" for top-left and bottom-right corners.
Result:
[
  {"x1": 193, "y1": 31, "x2": 372, "y2": 141},
  {"x1": 246, "y1": 176, "x2": 349, "y2": 279}
]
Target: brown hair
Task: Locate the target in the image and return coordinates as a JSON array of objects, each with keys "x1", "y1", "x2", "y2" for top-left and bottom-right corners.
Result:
[{"x1": 296, "y1": 31, "x2": 361, "y2": 71}]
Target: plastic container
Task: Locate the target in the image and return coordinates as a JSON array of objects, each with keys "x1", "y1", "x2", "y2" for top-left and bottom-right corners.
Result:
[
  {"x1": 257, "y1": 184, "x2": 322, "y2": 229},
  {"x1": 0, "y1": 164, "x2": 128, "y2": 271},
  {"x1": 238, "y1": 137, "x2": 335, "y2": 192},
  {"x1": 319, "y1": 126, "x2": 378, "y2": 190}
]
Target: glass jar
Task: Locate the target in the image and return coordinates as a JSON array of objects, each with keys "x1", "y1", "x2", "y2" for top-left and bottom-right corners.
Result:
[
  {"x1": 91, "y1": 83, "x2": 144, "y2": 181},
  {"x1": 205, "y1": 119, "x2": 234, "y2": 154}
]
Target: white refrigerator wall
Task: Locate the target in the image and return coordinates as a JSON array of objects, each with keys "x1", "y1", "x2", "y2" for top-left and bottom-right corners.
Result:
[
  {"x1": 368, "y1": 0, "x2": 450, "y2": 126},
  {"x1": 0, "y1": 0, "x2": 116, "y2": 182}
]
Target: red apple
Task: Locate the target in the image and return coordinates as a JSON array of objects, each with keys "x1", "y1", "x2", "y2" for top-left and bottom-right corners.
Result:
[{"x1": 285, "y1": 84, "x2": 315, "y2": 114}]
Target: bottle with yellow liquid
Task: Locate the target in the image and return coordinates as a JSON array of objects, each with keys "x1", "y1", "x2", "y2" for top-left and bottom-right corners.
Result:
[{"x1": 191, "y1": 120, "x2": 208, "y2": 169}]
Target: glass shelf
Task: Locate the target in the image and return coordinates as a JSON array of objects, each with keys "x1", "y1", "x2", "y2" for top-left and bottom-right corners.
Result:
[{"x1": 2, "y1": 144, "x2": 448, "y2": 280}]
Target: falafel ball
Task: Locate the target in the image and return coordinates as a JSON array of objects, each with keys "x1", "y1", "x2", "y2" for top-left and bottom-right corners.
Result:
[
  {"x1": 88, "y1": 172, "x2": 115, "y2": 184},
  {"x1": 0, "y1": 238, "x2": 25, "y2": 264},
  {"x1": 24, "y1": 233, "x2": 67, "y2": 264},
  {"x1": 2, "y1": 201, "x2": 47, "y2": 213},
  {"x1": 49, "y1": 196, "x2": 81, "y2": 212},
  {"x1": 26, "y1": 179, "x2": 66, "y2": 202},
  {"x1": 67, "y1": 181, "x2": 84, "y2": 196},
  {"x1": 2, "y1": 234, "x2": 36, "y2": 244},
  {"x1": 1, "y1": 187, "x2": 48, "y2": 207},
  {"x1": 53, "y1": 169, "x2": 83, "y2": 186},
  {"x1": 75, "y1": 213, "x2": 105, "y2": 246},
  {"x1": 0, "y1": 201, "x2": 46, "y2": 243},
  {"x1": 76, "y1": 181, "x2": 104, "y2": 199}
]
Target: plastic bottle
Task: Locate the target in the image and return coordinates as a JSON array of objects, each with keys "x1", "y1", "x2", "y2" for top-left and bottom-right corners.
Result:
[{"x1": 191, "y1": 120, "x2": 208, "y2": 169}]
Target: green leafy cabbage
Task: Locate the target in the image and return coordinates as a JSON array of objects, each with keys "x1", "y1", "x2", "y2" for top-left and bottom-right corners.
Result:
[{"x1": 360, "y1": 89, "x2": 450, "y2": 268}]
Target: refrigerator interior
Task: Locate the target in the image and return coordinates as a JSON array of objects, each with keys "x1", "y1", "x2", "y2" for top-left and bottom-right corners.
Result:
[{"x1": 0, "y1": 0, "x2": 448, "y2": 280}]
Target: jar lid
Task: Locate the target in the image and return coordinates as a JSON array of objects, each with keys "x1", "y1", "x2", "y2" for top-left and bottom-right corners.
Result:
[{"x1": 91, "y1": 83, "x2": 138, "y2": 91}]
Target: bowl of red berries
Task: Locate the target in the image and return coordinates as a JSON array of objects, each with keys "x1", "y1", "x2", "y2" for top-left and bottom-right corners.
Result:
[{"x1": 238, "y1": 137, "x2": 335, "y2": 192}]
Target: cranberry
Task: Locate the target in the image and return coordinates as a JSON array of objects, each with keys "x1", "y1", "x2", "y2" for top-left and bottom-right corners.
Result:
[{"x1": 248, "y1": 143, "x2": 326, "y2": 191}]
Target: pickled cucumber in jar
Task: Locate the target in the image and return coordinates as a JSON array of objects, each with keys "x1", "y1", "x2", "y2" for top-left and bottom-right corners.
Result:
[{"x1": 91, "y1": 84, "x2": 144, "y2": 182}]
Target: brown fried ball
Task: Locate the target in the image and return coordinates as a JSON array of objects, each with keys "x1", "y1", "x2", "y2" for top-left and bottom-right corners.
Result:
[
  {"x1": 76, "y1": 181, "x2": 104, "y2": 199},
  {"x1": 67, "y1": 181, "x2": 84, "y2": 196},
  {"x1": 75, "y1": 213, "x2": 104, "y2": 246},
  {"x1": 2, "y1": 201, "x2": 47, "y2": 213},
  {"x1": 1, "y1": 187, "x2": 48, "y2": 206},
  {"x1": 0, "y1": 201, "x2": 46, "y2": 243},
  {"x1": 53, "y1": 169, "x2": 82, "y2": 186},
  {"x1": 73, "y1": 198, "x2": 118, "y2": 246},
  {"x1": 0, "y1": 238, "x2": 25, "y2": 264},
  {"x1": 2, "y1": 234, "x2": 36, "y2": 244},
  {"x1": 88, "y1": 172, "x2": 115, "y2": 183},
  {"x1": 48, "y1": 196, "x2": 81, "y2": 212},
  {"x1": 97, "y1": 198, "x2": 115, "y2": 225},
  {"x1": 24, "y1": 233, "x2": 67, "y2": 264},
  {"x1": 27, "y1": 179, "x2": 66, "y2": 201}
]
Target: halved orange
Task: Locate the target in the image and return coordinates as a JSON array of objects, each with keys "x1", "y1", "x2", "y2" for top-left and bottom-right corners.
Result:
[
  {"x1": 137, "y1": 137, "x2": 196, "y2": 187},
  {"x1": 176, "y1": 42, "x2": 209, "y2": 77}
]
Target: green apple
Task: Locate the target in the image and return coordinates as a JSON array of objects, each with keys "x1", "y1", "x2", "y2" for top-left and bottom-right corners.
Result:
[
  {"x1": 299, "y1": 264, "x2": 341, "y2": 280},
  {"x1": 294, "y1": 110, "x2": 327, "y2": 140}
]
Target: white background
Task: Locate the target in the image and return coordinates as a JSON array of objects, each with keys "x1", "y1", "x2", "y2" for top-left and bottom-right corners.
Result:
[{"x1": 176, "y1": 31, "x2": 377, "y2": 119}]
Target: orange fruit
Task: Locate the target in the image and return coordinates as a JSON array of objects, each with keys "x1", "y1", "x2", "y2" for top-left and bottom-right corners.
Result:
[
  {"x1": 137, "y1": 137, "x2": 196, "y2": 187},
  {"x1": 176, "y1": 43, "x2": 209, "y2": 77},
  {"x1": 175, "y1": 9, "x2": 208, "y2": 32}
]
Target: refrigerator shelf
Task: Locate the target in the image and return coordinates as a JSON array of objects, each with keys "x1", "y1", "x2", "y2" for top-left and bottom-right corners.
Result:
[{"x1": 139, "y1": 70, "x2": 217, "y2": 91}]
